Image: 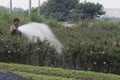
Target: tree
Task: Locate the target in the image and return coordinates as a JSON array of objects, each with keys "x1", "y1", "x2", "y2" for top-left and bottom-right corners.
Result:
[
  {"x1": 75, "y1": 2, "x2": 105, "y2": 19},
  {"x1": 40, "y1": 0, "x2": 79, "y2": 21}
]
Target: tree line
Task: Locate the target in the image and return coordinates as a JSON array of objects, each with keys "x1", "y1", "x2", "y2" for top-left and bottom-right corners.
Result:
[{"x1": 39, "y1": 0, "x2": 105, "y2": 21}]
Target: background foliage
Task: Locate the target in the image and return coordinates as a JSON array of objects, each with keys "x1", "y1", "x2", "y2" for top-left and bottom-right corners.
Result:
[{"x1": 40, "y1": 1, "x2": 105, "y2": 21}]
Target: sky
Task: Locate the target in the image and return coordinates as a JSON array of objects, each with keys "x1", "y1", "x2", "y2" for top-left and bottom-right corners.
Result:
[
  {"x1": 0, "y1": 0, "x2": 47, "y2": 10},
  {"x1": 0, "y1": 0, "x2": 120, "y2": 10},
  {"x1": 81, "y1": 0, "x2": 120, "y2": 9}
]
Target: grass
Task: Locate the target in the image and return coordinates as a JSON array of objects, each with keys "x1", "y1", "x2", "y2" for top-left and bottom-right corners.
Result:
[
  {"x1": 14, "y1": 71, "x2": 75, "y2": 80},
  {"x1": 0, "y1": 62, "x2": 120, "y2": 80}
]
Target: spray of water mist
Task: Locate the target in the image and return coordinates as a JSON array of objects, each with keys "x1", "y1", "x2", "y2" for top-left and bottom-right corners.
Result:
[{"x1": 18, "y1": 22, "x2": 63, "y2": 53}]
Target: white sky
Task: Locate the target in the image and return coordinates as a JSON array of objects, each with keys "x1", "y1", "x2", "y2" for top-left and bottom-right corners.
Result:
[
  {"x1": 0, "y1": 0, "x2": 47, "y2": 10},
  {"x1": 81, "y1": 0, "x2": 120, "y2": 9},
  {"x1": 0, "y1": 0, "x2": 120, "y2": 10}
]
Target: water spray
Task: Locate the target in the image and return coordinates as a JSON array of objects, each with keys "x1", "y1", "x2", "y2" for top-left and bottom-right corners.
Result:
[{"x1": 18, "y1": 22, "x2": 63, "y2": 53}]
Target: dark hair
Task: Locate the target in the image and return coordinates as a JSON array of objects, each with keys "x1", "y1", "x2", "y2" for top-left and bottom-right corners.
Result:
[{"x1": 13, "y1": 18, "x2": 20, "y2": 22}]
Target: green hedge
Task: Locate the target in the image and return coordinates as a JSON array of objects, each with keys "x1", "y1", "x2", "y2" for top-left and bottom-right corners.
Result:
[
  {"x1": 0, "y1": 34, "x2": 57, "y2": 66},
  {"x1": 0, "y1": 12, "x2": 120, "y2": 74},
  {"x1": 51, "y1": 24, "x2": 120, "y2": 74}
]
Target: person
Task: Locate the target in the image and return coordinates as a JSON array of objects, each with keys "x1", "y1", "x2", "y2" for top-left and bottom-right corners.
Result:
[{"x1": 10, "y1": 18, "x2": 21, "y2": 36}]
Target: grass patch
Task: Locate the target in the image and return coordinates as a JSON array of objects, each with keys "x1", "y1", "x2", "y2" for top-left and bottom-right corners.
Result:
[
  {"x1": 14, "y1": 71, "x2": 75, "y2": 80},
  {"x1": 0, "y1": 62, "x2": 120, "y2": 80}
]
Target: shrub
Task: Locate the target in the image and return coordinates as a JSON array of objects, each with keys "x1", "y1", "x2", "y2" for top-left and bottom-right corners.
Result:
[
  {"x1": 51, "y1": 25, "x2": 120, "y2": 74},
  {"x1": 46, "y1": 19, "x2": 63, "y2": 27},
  {"x1": 89, "y1": 20, "x2": 120, "y2": 30},
  {"x1": 1, "y1": 13, "x2": 120, "y2": 74},
  {"x1": 0, "y1": 34, "x2": 57, "y2": 66}
]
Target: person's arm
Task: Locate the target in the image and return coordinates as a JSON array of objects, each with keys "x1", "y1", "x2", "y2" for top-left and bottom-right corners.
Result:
[
  {"x1": 10, "y1": 26, "x2": 13, "y2": 32},
  {"x1": 10, "y1": 26, "x2": 17, "y2": 32},
  {"x1": 10, "y1": 26, "x2": 16, "y2": 35}
]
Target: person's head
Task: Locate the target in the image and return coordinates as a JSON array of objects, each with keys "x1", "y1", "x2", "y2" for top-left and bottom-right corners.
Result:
[{"x1": 13, "y1": 18, "x2": 20, "y2": 28}]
